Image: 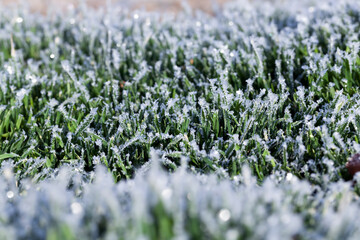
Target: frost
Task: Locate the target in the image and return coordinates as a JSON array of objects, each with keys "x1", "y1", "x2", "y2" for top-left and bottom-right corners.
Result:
[
  {"x1": 0, "y1": 0, "x2": 359, "y2": 238},
  {"x1": 48, "y1": 99, "x2": 59, "y2": 108},
  {"x1": 61, "y1": 60, "x2": 76, "y2": 81},
  {"x1": 16, "y1": 88, "x2": 28, "y2": 105}
]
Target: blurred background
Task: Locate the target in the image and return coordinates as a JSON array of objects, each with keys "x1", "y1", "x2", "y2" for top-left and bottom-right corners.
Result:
[{"x1": 1, "y1": 0, "x2": 232, "y2": 14}]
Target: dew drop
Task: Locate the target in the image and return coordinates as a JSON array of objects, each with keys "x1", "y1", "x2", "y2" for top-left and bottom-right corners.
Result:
[
  {"x1": 161, "y1": 188, "x2": 173, "y2": 200},
  {"x1": 219, "y1": 209, "x2": 231, "y2": 222},
  {"x1": 16, "y1": 17, "x2": 23, "y2": 23},
  {"x1": 7, "y1": 191, "x2": 14, "y2": 199},
  {"x1": 71, "y1": 202, "x2": 83, "y2": 214}
]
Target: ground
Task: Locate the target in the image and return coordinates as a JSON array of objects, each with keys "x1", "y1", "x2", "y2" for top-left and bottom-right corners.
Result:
[{"x1": 2, "y1": 0, "x2": 231, "y2": 14}]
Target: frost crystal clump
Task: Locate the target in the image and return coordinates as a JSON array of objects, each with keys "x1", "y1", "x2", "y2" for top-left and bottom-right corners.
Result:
[{"x1": 1, "y1": 0, "x2": 360, "y2": 238}]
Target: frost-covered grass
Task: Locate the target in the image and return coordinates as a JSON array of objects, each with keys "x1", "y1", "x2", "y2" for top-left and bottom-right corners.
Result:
[
  {"x1": 2, "y1": 155, "x2": 360, "y2": 240},
  {"x1": 1, "y1": 0, "x2": 360, "y2": 239}
]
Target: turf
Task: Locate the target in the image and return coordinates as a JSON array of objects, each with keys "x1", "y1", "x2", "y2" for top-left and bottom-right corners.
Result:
[{"x1": 0, "y1": 0, "x2": 360, "y2": 239}]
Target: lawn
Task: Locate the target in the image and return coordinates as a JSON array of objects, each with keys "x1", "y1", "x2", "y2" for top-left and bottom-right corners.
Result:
[{"x1": 0, "y1": 0, "x2": 360, "y2": 239}]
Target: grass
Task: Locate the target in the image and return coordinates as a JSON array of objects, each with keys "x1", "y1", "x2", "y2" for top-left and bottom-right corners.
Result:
[{"x1": 0, "y1": 0, "x2": 360, "y2": 239}]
